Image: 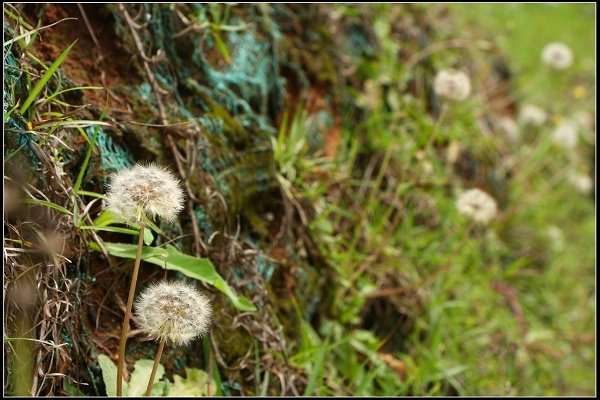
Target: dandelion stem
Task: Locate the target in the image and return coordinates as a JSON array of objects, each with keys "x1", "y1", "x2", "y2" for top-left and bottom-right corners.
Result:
[
  {"x1": 116, "y1": 224, "x2": 145, "y2": 397},
  {"x1": 145, "y1": 340, "x2": 166, "y2": 396}
]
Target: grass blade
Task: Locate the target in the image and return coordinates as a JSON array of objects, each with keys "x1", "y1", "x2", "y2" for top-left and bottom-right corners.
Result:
[
  {"x1": 303, "y1": 345, "x2": 326, "y2": 396},
  {"x1": 22, "y1": 198, "x2": 73, "y2": 216},
  {"x1": 73, "y1": 126, "x2": 99, "y2": 193},
  {"x1": 19, "y1": 40, "x2": 77, "y2": 116}
]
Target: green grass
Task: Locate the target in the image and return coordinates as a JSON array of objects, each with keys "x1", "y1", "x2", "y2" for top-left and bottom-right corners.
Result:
[
  {"x1": 275, "y1": 3, "x2": 595, "y2": 396},
  {"x1": 3, "y1": 3, "x2": 594, "y2": 396},
  {"x1": 448, "y1": 3, "x2": 595, "y2": 110}
]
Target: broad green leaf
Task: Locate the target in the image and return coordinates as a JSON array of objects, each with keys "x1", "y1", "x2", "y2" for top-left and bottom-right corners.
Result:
[
  {"x1": 78, "y1": 226, "x2": 154, "y2": 245},
  {"x1": 153, "y1": 245, "x2": 257, "y2": 312},
  {"x1": 98, "y1": 354, "x2": 127, "y2": 397},
  {"x1": 128, "y1": 359, "x2": 167, "y2": 397},
  {"x1": 20, "y1": 40, "x2": 77, "y2": 116},
  {"x1": 95, "y1": 242, "x2": 256, "y2": 312},
  {"x1": 92, "y1": 209, "x2": 121, "y2": 227},
  {"x1": 102, "y1": 241, "x2": 168, "y2": 260},
  {"x1": 92, "y1": 209, "x2": 164, "y2": 235},
  {"x1": 168, "y1": 368, "x2": 216, "y2": 397},
  {"x1": 78, "y1": 226, "x2": 139, "y2": 236}
]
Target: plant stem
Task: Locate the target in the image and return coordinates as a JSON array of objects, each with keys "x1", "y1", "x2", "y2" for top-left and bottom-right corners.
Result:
[
  {"x1": 116, "y1": 224, "x2": 145, "y2": 396},
  {"x1": 145, "y1": 340, "x2": 166, "y2": 397}
]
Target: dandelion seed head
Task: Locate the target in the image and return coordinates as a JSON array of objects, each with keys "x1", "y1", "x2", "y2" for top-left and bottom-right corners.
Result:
[
  {"x1": 434, "y1": 69, "x2": 471, "y2": 102},
  {"x1": 456, "y1": 188, "x2": 497, "y2": 224},
  {"x1": 135, "y1": 281, "x2": 212, "y2": 346},
  {"x1": 446, "y1": 140, "x2": 462, "y2": 164},
  {"x1": 496, "y1": 116, "x2": 520, "y2": 142},
  {"x1": 572, "y1": 110, "x2": 595, "y2": 144},
  {"x1": 572, "y1": 110, "x2": 593, "y2": 131},
  {"x1": 105, "y1": 163, "x2": 184, "y2": 224},
  {"x1": 546, "y1": 225, "x2": 565, "y2": 252},
  {"x1": 568, "y1": 172, "x2": 593, "y2": 195},
  {"x1": 552, "y1": 120, "x2": 579, "y2": 149},
  {"x1": 519, "y1": 104, "x2": 547, "y2": 127},
  {"x1": 541, "y1": 42, "x2": 574, "y2": 70}
]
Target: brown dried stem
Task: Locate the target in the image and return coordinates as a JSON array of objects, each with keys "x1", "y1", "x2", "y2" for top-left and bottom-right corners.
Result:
[{"x1": 116, "y1": 225, "x2": 145, "y2": 396}]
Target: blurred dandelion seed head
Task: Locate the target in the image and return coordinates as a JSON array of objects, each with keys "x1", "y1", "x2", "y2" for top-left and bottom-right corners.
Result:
[
  {"x1": 519, "y1": 104, "x2": 547, "y2": 127},
  {"x1": 572, "y1": 110, "x2": 595, "y2": 144},
  {"x1": 541, "y1": 42, "x2": 574, "y2": 70},
  {"x1": 552, "y1": 120, "x2": 579, "y2": 149},
  {"x1": 105, "y1": 163, "x2": 185, "y2": 225},
  {"x1": 572, "y1": 110, "x2": 593, "y2": 131},
  {"x1": 456, "y1": 188, "x2": 497, "y2": 224},
  {"x1": 496, "y1": 116, "x2": 520, "y2": 142},
  {"x1": 434, "y1": 69, "x2": 471, "y2": 101},
  {"x1": 135, "y1": 281, "x2": 212, "y2": 346},
  {"x1": 568, "y1": 172, "x2": 593, "y2": 195},
  {"x1": 446, "y1": 140, "x2": 462, "y2": 164},
  {"x1": 546, "y1": 225, "x2": 565, "y2": 252}
]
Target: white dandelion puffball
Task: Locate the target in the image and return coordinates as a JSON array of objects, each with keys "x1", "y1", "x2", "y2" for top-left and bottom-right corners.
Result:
[
  {"x1": 541, "y1": 42, "x2": 574, "y2": 70},
  {"x1": 446, "y1": 140, "x2": 461, "y2": 164},
  {"x1": 552, "y1": 120, "x2": 579, "y2": 149},
  {"x1": 496, "y1": 116, "x2": 520, "y2": 142},
  {"x1": 572, "y1": 110, "x2": 593, "y2": 131},
  {"x1": 456, "y1": 188, "x2": 498, "y2": 224},
  {"x1": 105, "y1": 163, "x2": 184, "y2": 224},
  {"x1": 568, "y1": 172, "x2": 593, "y2": 195},
  {"x1": 135, "y1": 281, "x2": 212, "y2": 346},
  {"x1": 572, "y1": 111, "x2": 595, "y2": 143},
  {"x1": 546, "y1": 225, "x2": 565, "y2": 252},
  {"x1": 434, "y1": 69, "x2": 471, "y2": 101},
  {"x1": 519, "y1": 104, "x2": 547, "y2": 127}
]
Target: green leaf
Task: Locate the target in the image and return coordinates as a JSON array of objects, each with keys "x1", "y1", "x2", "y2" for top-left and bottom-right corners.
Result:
[
  {"x1": 168, "y1": 368, "x2": 216, "y2": 397},
  {"x1": 62, "y1": 379, "x2": 84, "y2": 396},
  {"x1": 303, "y1": 344, "x2": 326, "y2": 396},
  {"x1": 75, "y1": 190, "x2": 105, "y2": 199},
  {"x1": 102, "y1": 241, "x2": 168, "y2": 260},
  {"x1": 22, "y1": 198, "x2": 73, "y2": 216},
  {"x1": 128, "y1": 359, "x2": 167, "y2": 397},
  {"x1": 43, "y1": 85, "x2": 103, "y2": 104},
  {"x1": 155, "y1": 245, "x2": 257, "y2": 312},
  {"x1": 77, "y1": 226, "x2": 154, "y2": 244},
  {"x1": 92, "y1": 209, "x2": 121, "y2": 227},
  {"x1": 92, "y1": 209, "x2": 164, "y2": 236},
  {"x1": 78, "y1": 226, "x2": 139, "y2": 236},
  {"x1": 73, "y1": 126, "x2": 99, "y2": 193},
  {"x1": 98, "y1": 354, "x2": 127, "y2": 397},
  {"x1": 211, "y1": 29, "x2": 231, "y2": 63},
  {"x1": 3, "y1": 100, "x2": 20, "y2": 123},
  {"x1": 19, "y1": 40, "x2": 77, "y2": 116},
  {"x1": 95, "y1": 242, "x2": 256, "y2": 312},
  {"x1": 143, "y1": 228, "x2": 154, "y2": 246}
]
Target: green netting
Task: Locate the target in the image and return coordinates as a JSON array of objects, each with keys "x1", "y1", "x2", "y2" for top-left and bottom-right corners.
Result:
[{"x1": 91, "y1": 126, "x2": 134, "y2": 176}]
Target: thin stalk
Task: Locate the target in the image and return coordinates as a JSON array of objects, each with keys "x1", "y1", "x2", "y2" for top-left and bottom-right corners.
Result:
[
  {"x1": 145, "y1": 340, "x2": 166, "y2": 396},
  {"x1": 116, "y1": 224, "x2": 145, "y2": 396}
]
